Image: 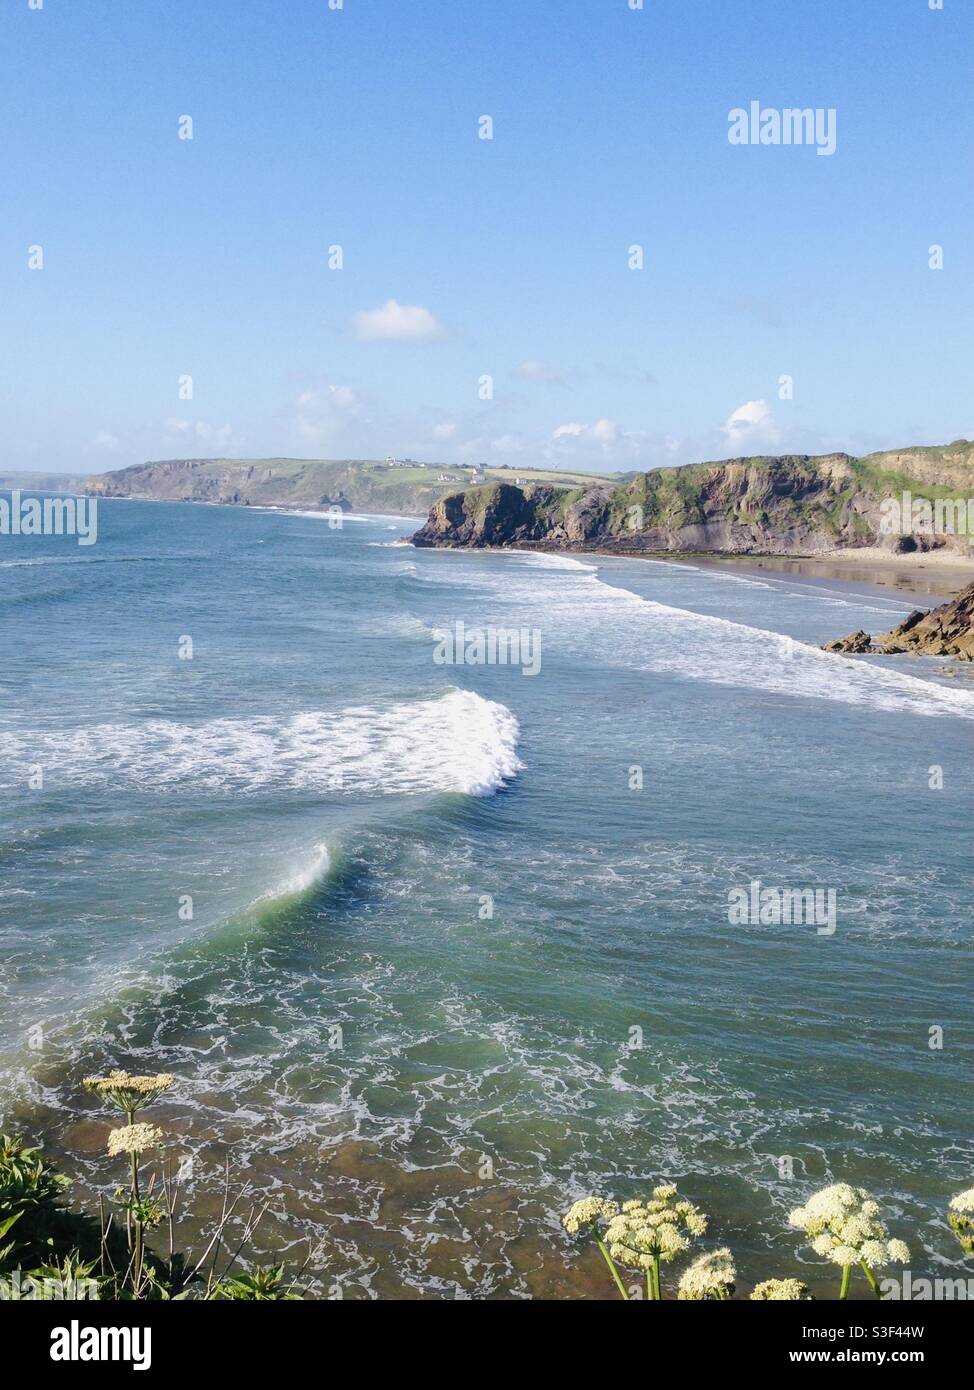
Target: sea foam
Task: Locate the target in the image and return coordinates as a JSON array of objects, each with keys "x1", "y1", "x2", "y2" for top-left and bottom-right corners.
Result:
[
  {"x1": 0, "y1": 689, "x2": 523, "y2": 797},
  {"x1": 483, "y1": 552, "x2": 974, "y2": 722}
]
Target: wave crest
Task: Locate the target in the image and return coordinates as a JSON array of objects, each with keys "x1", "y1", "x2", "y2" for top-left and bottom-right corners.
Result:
[{"x1": 0, "y1": 689, "x2": 523, "y2": 797}]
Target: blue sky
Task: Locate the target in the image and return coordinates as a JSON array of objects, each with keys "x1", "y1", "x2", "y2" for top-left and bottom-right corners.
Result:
[{"x1": 2, "y1": 0, "x2": 971, "y2": 474}]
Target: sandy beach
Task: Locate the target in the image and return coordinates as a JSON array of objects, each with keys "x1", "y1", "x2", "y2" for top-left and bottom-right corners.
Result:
[{"x1": 611, "y1": 547, "x2": 974, "y2": 604}]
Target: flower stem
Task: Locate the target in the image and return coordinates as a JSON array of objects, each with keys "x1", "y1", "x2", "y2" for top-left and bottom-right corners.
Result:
[
  {"x1": 595, "y1": 1236, "x2": 629, "y2": 1300},
  {"x1": 839, "y1": 1265, "x2": 851, "y2": 1300},
  {"x1": 130, "y1": 1138, "x2": 143, "y2": 1297},
  {"x1": 647, "y1": 1270, "x2": 654, "y2": 1301},
  {"x1": 860, "y1": 1262, "x2": 882, "y2": 1299},
  {"x1": 653, "y1": 1255, "x2": 662, "y2": 1302}
]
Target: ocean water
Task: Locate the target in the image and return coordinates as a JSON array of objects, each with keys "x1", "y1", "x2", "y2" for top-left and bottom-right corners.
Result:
[{"x1": 1, "y1": 497, "x2": 972, "y2": 1299}]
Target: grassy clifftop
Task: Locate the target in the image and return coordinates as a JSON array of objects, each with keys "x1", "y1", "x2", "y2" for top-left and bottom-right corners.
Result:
[
  {"x1": 83, "y1": 457, "x2": 616, "y2": 516},
  {"x1": 413, "y1": 441, "x2": 974, "y2": 556}
]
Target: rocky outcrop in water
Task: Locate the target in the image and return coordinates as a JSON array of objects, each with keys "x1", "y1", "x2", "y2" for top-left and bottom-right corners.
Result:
[
  {"x1": 412, "y1": 482, "x2": 552, "y2": 547},
  {"x1": 824, "y1": 582, "x2": 974, "y2": 660}
]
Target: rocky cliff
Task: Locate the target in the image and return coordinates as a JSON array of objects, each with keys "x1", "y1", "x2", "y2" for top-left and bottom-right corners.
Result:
[
  {"x1": 412, "y1": 441, "x2": 974, "y2": 557},
  {"x1": 824, "y1": 582, "x2": 974, "y2": 661}
]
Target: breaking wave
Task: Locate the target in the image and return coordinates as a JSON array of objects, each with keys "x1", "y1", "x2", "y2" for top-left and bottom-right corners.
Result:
[{"x1": 0, "y1": 689, "x2": 523, "y2": 797}]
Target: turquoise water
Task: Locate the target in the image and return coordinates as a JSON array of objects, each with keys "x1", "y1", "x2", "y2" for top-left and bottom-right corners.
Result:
[{"x1": 1, "y1": 497, "x2": 972, "y2": 1298}]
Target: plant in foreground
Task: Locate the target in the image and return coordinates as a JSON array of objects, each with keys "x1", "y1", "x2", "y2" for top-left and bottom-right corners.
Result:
[
  {"x1": 0, "y1": 1133, "x2": 103, "y2": 1271},
  {"x1": 948, "y1": 1189, "x2": 974, "y2": 1257},
  {"x1": 751, "y1": 1278, "x2": 813, "y2": 1301},
  {"x1": 605, "y1": 1186, "x2": 708, "y2": 1300},
  {"x1": 82, "y1": 1071, "x2": 175, "y2": 1121},
  {"x1": 86, "y1": 1074, "x2": 172, "y2": 1297},
  {"x1": 563, "y1": 1185, "x2": 707, "y2": 1300},
  {"x1": 677, "y1": 1246, "x2": 736, "y2": 1300},
  {"x1": 789, "y1": 1184, "x2": 909, "y2": 1300},
  {"x1": 211, "y1": 1264, "x2": 300, "y2": 1300},
  {"x1": 1, "y1": 1087, "x2": 306, "y2": 1300},
  {"x1": 562, "y1": 1198, "x2": 625, "y2": 1297}
]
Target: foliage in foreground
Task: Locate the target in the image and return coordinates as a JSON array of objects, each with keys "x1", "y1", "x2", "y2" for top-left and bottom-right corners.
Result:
[
  {"x1": 5, "y1": 1070, "x2": 972, "y2": 1301},
  {"x1": 564, "y1": 1180, "x2": 973, "y2": 1301},
  {"x1": 0, "y1": 1070, "x2": 305, "y2": 1301}
]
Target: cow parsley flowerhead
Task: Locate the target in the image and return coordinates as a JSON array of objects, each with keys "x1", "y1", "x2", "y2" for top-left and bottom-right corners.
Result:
[
  {"x1": 562, "y1": 1197, "x2": 619, "y2": 1235},
  {"x1": 948, "y1": 1189, "x2": 974, "y2": 1255},
  {"x1": 603, "y1": 1186, "x2": 708, "y2": 1270},
  {"x1": 677, "y1": 1247, "x2": 736, "y2": 1300},
  {"x1": 751, "y1": 1278, "x2": 812, "y2": 1301},
  {"x1": 790, "y1": 1184, "x2": 909, "y2": 1296},
  {"x1": 107, "y1": 1123, "x2": 163, "y2": 1157},
  {"x1": 83, "y1": 1071, "x2": 175, "y2": 1116}
]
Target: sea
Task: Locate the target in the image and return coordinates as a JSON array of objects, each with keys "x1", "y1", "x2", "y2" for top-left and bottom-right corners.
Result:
[{"x1": 1, "y1": 496, "x2": 971, "y2": 1298}]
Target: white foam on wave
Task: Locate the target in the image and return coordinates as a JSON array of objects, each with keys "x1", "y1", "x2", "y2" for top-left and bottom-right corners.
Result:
[
  {"x1": 479, "y1": 553, "x2": 974, "y2": 722},
  {"x1": 269, "y1": 840, "x2": 332, "y2": 900},
  {"x1": 517, "y1": 552, "x2": 598, "y2": 573},
  {"x1": 0, "y1": 689, "x2": 523, "y2": 797},
  {"x1": 294, "y1": 510, "x2": 422, "y2": 526}
]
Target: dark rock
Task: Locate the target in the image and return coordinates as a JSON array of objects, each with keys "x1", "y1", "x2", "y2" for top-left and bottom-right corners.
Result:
[
  {"x1": 823, "y1": 630, "x2": 875, "y2": 654},
  {"x1": 823, "y1": 582, "x2": 974, "y2": 661},
  {"x1": 412, "y1": 482, "x2": 549, "y2": 547}
]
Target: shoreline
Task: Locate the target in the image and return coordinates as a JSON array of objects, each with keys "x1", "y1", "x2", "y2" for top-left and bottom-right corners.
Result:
[
  {"x1": 451, "y1": 541, "x2": 974, "y2": 604},
  {"x1": 619, "y1": 549, "x2": 974, "y2": 604},
  {"x1": 92, "y1": 493, "x2": 974, "y2": 603}
]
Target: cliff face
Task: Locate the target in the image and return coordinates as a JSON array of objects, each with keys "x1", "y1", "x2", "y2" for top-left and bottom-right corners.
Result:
[
  {"x1": 412, "y1": 443, "x2": 974, "y2": 556},
  {"x1": 824, "y1": 583, "x2": 974, "y2": 661}
]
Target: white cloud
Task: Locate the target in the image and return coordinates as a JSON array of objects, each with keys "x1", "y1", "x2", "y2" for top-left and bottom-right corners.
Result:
[
  {"x1": 588, "y1": 418, "x2": 618, "y2": 443},
  {"x1": 552, "y1": 418, "x2": 618, "y2": 444},
  {"x1": 513, "y1": 359, "x2": 572, "y2": 386},
  {"x1": 293, "y1": 384, "x2": 365, "y2": 445},
  {"x1": 721, "y1": 399, "x2": 781, "y2": 448},
  {"x1": 351, "y1": 299, "x2": 447, "y2": 343},
  {"x1": 163, "y1": 418, "x2": 237, "y2": 450}
]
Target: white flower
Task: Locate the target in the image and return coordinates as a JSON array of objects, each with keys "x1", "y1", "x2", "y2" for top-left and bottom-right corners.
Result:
[
  {"x1": 947, "y1": 1195, "x2": 974, "y2": 1256},
  {"x1": 751, "y1": 1278, "x2": 812, "y2": 1301},
  {"x1": 859, "y1": 1240, "x2": 889, "y2": 1268},
  {"x1": 792, "y1": 1184, "x2": 907, "y2": 1271},
  {"x1": 678, "y1": 1247, "x2": 736, "y2": 1300},
  {"x1": 84, "y1": 1071, "x2": 174, "y2": 1115},
  {"x1": 562, "y1": 1197, "x2": 618, "y2": 1234},
  {"x1": 602, "y1": 1187, "x2": 707, "y2": 1267},
  {"x1": 839, "y1": 1215, "x2": 875, "y2": 1245},
  {"x1": 107, "y1": 1123, "x2": 163, "y2": 1156}
]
